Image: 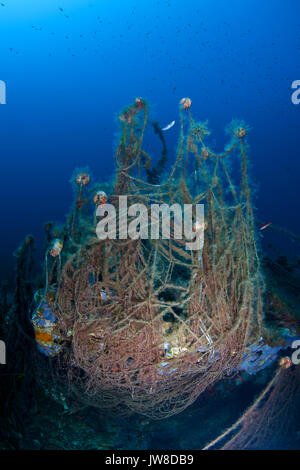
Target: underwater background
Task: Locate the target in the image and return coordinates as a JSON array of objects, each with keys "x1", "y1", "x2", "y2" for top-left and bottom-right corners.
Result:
[
  {"x1": 0, "y1": 0, "x2": 300, "y2": 281},
  {"x1": 0, "y1": 0, "x2": 300, "y2": 451}
]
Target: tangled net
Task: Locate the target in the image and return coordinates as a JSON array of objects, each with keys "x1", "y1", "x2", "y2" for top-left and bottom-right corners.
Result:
[
  {"x1": 38, "y1": 98, "x2": 264, "y2": 419},
  {"x1": 204, "y1": 365, "x2": 300, "y2": 449}
]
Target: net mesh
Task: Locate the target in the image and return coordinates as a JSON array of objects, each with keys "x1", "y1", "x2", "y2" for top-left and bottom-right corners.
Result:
[{"x1": 40, "y1": 99, "x2": 263, "y2": 419}]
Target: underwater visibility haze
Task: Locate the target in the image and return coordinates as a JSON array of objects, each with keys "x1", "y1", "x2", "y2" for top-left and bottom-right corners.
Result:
[{"x1": 0, "y1": 0, "x2": 300, "y2": 452}]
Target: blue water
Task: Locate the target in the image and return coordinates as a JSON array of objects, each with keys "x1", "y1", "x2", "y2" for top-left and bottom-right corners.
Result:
[{"x1": 0, "y1": 0, "x2": 299, "y2": 281}]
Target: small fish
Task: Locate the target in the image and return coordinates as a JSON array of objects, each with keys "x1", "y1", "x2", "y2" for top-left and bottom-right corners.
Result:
[
  {"x1": 259, "y1": 222, "x2": 272, "y2": 231},
  {"x1": 162, "y1": 120, "x2": 175, "y2": 131}
]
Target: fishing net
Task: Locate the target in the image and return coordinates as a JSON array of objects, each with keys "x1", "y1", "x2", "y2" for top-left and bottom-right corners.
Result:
[
  {"x1": 203, "y1": 364, "x2": 300, "y2": 449},
  {"x1": 36, "y1": 98, "x2": 263, "y2": 419}
]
